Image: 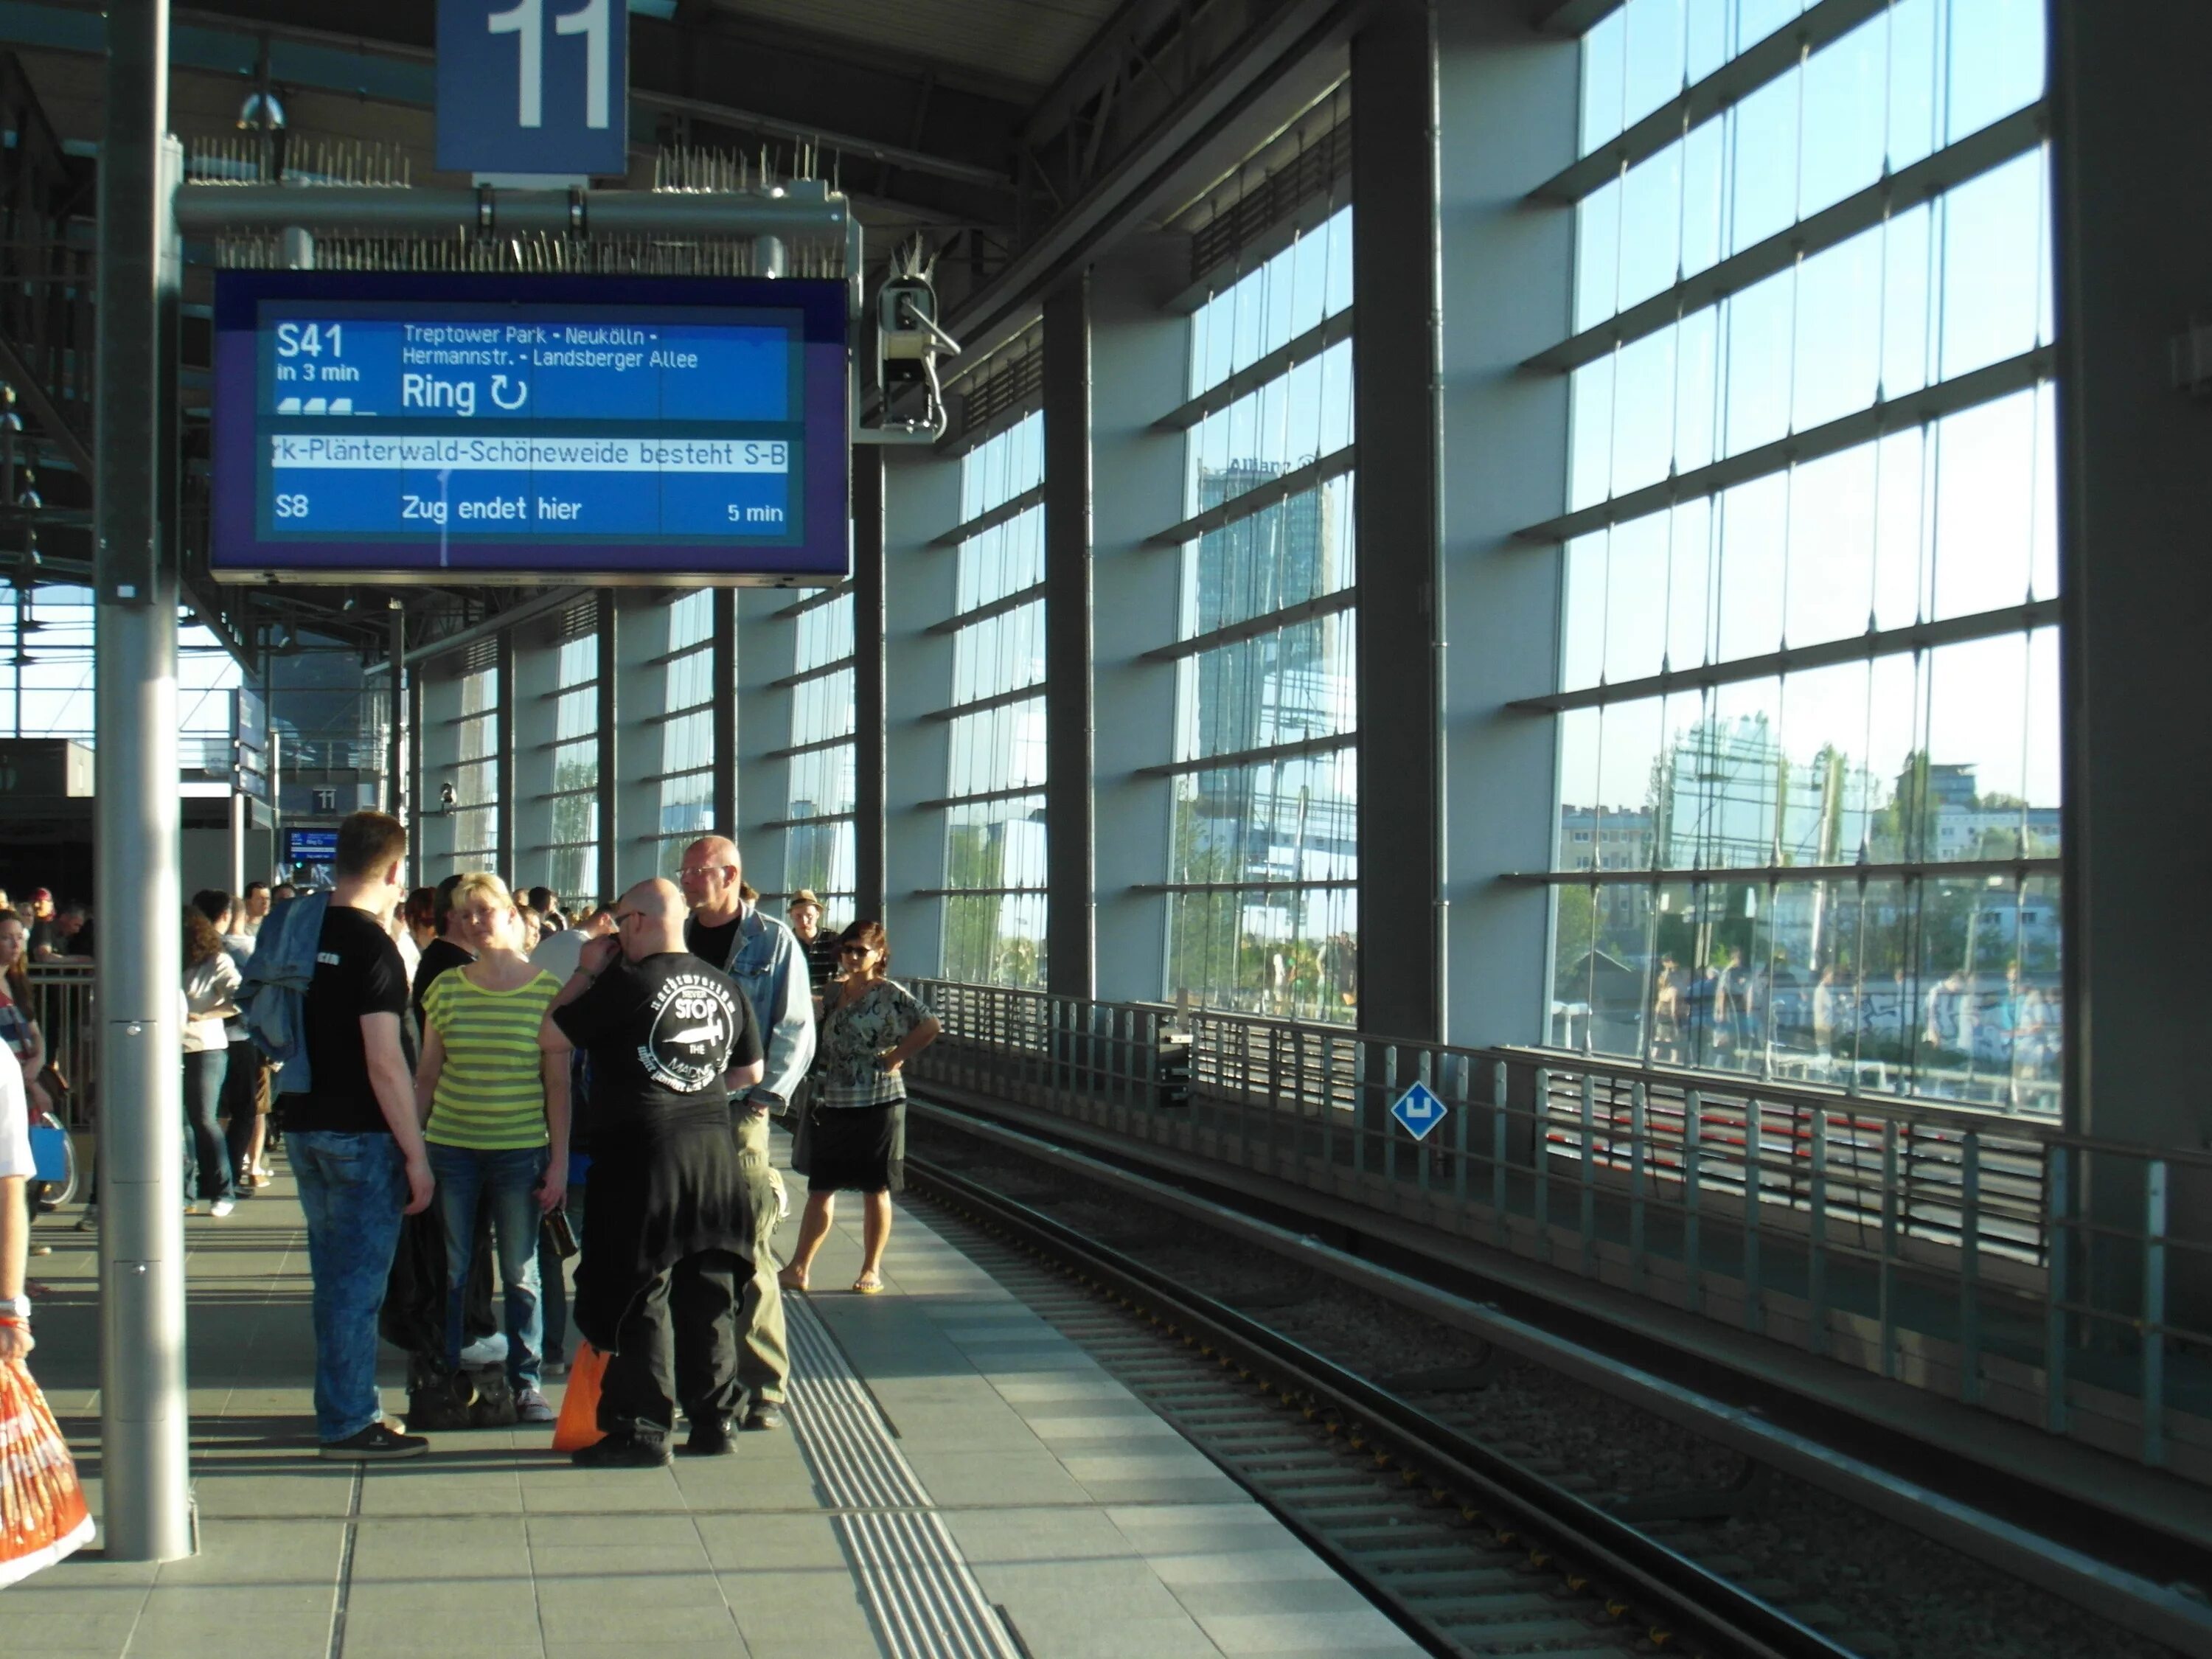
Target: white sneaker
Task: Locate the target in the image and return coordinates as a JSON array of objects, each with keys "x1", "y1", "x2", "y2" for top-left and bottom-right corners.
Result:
[
  {"x1": 209, "y1": 1199, "x2": 237, "y2": 1218},
  {"x1": 459, "y1": 1332, "x2": 509, "y2": 1368}
]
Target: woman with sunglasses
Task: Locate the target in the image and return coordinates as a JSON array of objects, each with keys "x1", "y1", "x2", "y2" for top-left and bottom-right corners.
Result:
[{"x1": 777, "y1": 922, "x2": 939, "y2": 1295}]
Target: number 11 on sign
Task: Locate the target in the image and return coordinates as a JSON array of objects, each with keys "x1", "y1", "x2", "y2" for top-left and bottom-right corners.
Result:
[{"x1": 488, "y1": 0, "x2": 611, "y2": 129}]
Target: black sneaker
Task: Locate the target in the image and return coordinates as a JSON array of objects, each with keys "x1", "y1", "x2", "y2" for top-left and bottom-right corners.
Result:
[
  {"x1": 741, "y1": 1401, "x2": 785, "y2": 1433},
  {"x1": 678, "y1": 1416, "x2": 736, "y2": 1457},
  {"x1": 571, "y1": 1432, "x2": 671, "y2": 1469},
  {"x1": 321, "y1": 1422, "x2": 429, "y2": 1461}
]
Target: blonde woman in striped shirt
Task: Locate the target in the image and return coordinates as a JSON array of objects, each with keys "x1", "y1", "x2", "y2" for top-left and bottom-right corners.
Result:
[{"x1": 415, "y1": 874, "x2": 567, "y2": 1422}]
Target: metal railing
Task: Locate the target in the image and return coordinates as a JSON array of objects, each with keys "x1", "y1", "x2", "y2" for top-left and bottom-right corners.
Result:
[
  {"x1": 910, "y1": 978, "x2": 2210, "y2": 1480},
  {"x1": 21, "y1": 964, "x2": 95, "y2": 1127}
]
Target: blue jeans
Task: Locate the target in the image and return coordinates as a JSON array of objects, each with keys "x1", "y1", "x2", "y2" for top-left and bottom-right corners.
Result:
[
  {"x1": 290, "y1": 1131, "x2": 408, "y2": 1443},
  {"x1": 428, "y1": 1142, "x2": 547, "y2": 1388},
  {"x1": 181, "y1": 1048, "x2": 234, "y2": 1204}
]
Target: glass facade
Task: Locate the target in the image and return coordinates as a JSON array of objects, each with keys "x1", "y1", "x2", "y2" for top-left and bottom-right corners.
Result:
[
  {"x1": 536, "y1": 634, "x2": 599, "y2": 902},
  {"x1": 1165, "y1": 201, "x2": 1359, "y2": 1023},
  {"x1": 941, "y1": 412, "x2": 1047, "y2": 988},
  {"x1": 651, "y1": 591, "x2": 716, "y2": 875},
  {"x1": 782, "y1": 590, "x2": 857, "y2": 922},
  {"x1": 1546, "y1": 0, "x2": 2059, "y2": 1113}
]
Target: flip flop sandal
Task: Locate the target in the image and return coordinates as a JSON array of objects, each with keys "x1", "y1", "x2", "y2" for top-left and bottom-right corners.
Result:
[{"x1": 851, "y1": 1275, "x2": 883, "y2": 1295}]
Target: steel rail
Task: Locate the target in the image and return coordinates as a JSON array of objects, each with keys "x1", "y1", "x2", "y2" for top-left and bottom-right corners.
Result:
[
  {"x1": 905, "y1": 1150, "x2": 1865, "y2": 1659},
  {"x1": 902, "y1": 1092, "x2": 2212, "y2": 1658}
]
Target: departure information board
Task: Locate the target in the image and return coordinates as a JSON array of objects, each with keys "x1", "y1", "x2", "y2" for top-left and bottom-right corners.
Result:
[{"x1": 211, "y1": 271, "x2": 850, "y2": 584}]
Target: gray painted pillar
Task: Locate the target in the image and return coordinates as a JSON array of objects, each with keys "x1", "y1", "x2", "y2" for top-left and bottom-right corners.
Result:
[
  {"x1": 493, "y1": 627, "x2": 515, "y2": 884},
  {"x1": 712, "y1": 587, "x2": 737, "y2": 834},
  {"x1": 853, "y1": 448, "x2": 888, "y2": 920},
  {"x1": 408, "y1": 668, "x2": 425, "y2": 856},
  {"x1": 1091, "y1": 236, "x2": 1187, "y2": 1004},
  {"x1": 418, "y1": 672, "x2": 463, "y2": 877},
  {"x1": 92, "y1": 0, "x2": 190, "y2": 1562},
  {"x1": 387, "y1": 604, "x2": 405, "y2": 816},
  {"x1": 596, "y1": 591, "x2": 616, "y2": 900},
  {"x1": 1436, "y1": 3, "x2": 1577, "y2": 1050},
  {"x1": 611, "y1": 595, "x2": 670, "y2": 885},
  {"x1": 2048, "y1": 0, "x2": 2212, "y2": 1318},
  {"x1": 509, "y1": 628, "x2": 558, "y2": 894},
  {"x1": 731, "y1": 588, "x2": 790, "y2": 900},
  {"x1": 1043, "y1": 275, "x2": 1097, "y2": 998},
  {"x1": 1352, "y1": 0, "x2": 1446, "y2": 1041},
  {"x1": 883, "y1": 446, "x2": 961, "y2": 976}
]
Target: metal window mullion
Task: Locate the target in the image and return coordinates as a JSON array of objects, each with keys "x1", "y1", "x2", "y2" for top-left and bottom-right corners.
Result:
[
  {"x1": 927, "y1": 581, "x2": 1046, "y2": 637},
  {"x1": 1521, "y1": 346, "x2": 2053, "y2": 543},
  {"x1": 928, "y1": 684, "x2": 1043, "y2": 724},
  {"x1": 1145, "y1": 585, "x2": 1359, "y2": 664},
  {"x1": 1139, "y1": 731, "x2": 1355, "y2": 779},
  {"x1": 917, "y1": 783, "x2": 1045, "y2": 813},
  {"x1": 1531, "y1": 102, "x2": 2048, "y2": 370},
  {"x1": 1509, "y1": 855, "x2": 2061, "y2": 886},
  {"x1": 1133, "y1": 879, "x2": 1358, "y2": 894},
  {"x1": 768, "y1": 658, "x2": 855, "y2": 693},
  {"x1": 1534, "y1": 0, "x2": 1892, "y2": 206},
  {"x1": 770, "y1": 581, "x2": 852, "y2": 622},
  {"x1": 929, "y1": 481, "x2": 1046, "y2": 549},
  {"x1": 1517, "y1": 598, "x2": 2061, "y2": 712},
  {"x1": 1149, "y1": 445, "x2": 1357, "y2": 547},
  {"x1": 1154, "y1": 307, "x2": 1357, "y2": 432},
  {"x1": 759, "y1": 811, "x2": 858, "y2": 832},
  {"x1": 767, "y1": 732, "x2": 857, "y2": 762}
]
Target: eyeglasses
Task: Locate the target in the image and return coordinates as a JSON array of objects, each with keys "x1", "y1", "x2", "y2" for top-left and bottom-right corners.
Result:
[{"x1": 838, "y1": 945, "x2": 870, "y2": 958}]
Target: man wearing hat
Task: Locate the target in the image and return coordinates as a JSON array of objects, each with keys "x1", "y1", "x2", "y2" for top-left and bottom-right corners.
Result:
[
  {"x1": 24, "y1": 891, "x2": 60, "y2": 962},
  {"x1": 785, "y1": 891, "x2": 841, "y2": 999}
]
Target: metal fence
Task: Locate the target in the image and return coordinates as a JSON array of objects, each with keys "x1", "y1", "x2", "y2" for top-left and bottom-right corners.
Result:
[
  {"x1": 910, "y1": 978, "x2": 2210, "y2": 1481},
  {"x1": 21, "y1": 964, "x2": 95, "y2": 1126}
]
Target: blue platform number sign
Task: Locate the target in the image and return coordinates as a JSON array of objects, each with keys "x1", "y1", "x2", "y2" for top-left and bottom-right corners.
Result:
[
  {"x1": 1389, "y1": 1081, "x2": 1448, "y2": 1143},
  {"x1": 436, "y1": 0, "x2": 628, "y2": 178}
]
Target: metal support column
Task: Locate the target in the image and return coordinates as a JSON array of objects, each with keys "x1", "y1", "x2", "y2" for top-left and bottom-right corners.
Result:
[
  {"x1": 1352, "y1": 0, "x2": 1447, "y2": 1042},
  {"x1": 94, "y1": 0, "x2": 192, "y2": 1562},
  {"x1": 1043, "y1": 274, "x2": 1096, "y2": 998},
  {"x1": 387, "y1": 602, "x2": 406, "y2": 818},
  {"x1": 596, "y1": 591, "x2": 617, "y2": 900},
  {"x1": 853, "y1": 446, "x2": 888, "y2": 920},
  {"x1": 493, "y1": 628, "x2": 515, "y2": 877},
  {"x1": 2050, "y1": 0, "x2": 2212, "y2": 1314},
  {"x1": 712, "y1": 587, "x2": 737, "y2": 835}
]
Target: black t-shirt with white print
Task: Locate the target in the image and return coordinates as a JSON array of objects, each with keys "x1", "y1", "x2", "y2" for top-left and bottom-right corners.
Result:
[{"x1": 551, "y1": 951, "x2": 760, "y2": 1127}]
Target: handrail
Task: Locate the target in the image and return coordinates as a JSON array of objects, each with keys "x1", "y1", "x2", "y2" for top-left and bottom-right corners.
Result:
[{"x1": 906, "y1": 976, "x2": 2210, "y2": 1479}]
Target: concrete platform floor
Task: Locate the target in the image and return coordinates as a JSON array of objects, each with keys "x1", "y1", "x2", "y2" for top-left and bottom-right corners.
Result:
[{"x1": 6, "y1": 1132, "x2": 1419, "y2": 1659}]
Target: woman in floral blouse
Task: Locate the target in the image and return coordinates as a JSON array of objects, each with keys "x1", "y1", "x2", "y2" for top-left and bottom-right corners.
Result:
[{"x1": 777, "y1": 921, "x2": 940, "y2": 1295}]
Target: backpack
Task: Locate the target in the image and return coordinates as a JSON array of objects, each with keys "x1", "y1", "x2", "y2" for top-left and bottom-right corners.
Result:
[{"x1": 237, "y1": 892, "x2": 331, "y2": 1096}]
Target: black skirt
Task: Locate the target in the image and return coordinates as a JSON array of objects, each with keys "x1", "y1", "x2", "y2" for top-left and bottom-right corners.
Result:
[{"x1": 804, "y1": 1101, "x2": 902, "y2": 1194}]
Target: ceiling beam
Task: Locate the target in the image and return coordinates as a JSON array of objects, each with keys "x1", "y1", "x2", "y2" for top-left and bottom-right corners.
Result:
[
  {"x1": 0, "y1": 0, "x2": 1023, "y2": 195},
  {"x1": 1531, "y1": 0, "x2": 1621, "y2": 35}
]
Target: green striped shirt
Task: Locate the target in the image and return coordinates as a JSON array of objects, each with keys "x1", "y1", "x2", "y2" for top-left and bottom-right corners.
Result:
[{"x1": 422, "y1": 968, "x2": 560, "y2": 1150}]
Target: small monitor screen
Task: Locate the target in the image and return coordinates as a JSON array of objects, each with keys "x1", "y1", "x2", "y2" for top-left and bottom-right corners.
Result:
[
  {"x1": 283, "y1": 828, "x2": 340, "y2": 866},
  {"x1": 211, "y1": 271, "x2": 850, "y2": 585}
]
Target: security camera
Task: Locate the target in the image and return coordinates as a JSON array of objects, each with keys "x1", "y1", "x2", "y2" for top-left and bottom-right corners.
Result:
[
  {"x1": 869, "y1": 235, "x2": 959, "y2": 439},
  {"x1": 439, "y1": 782, "x2": 457, "y2": 810}
]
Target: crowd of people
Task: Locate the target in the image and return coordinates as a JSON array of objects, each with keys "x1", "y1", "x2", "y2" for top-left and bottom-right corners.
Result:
[{"x1": 77, "y1": 812, "x2": 944, "y2": 1465}]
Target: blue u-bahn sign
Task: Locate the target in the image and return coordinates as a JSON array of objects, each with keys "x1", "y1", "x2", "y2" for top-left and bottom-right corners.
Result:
[{"x1": 437, "y1": 0, "x2": 630, "y2": 178}]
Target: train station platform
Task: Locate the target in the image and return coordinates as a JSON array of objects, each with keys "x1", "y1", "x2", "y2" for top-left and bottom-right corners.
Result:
[{"x1": 5, "y1": 1135, "x2": 1419, "y2": 1659}]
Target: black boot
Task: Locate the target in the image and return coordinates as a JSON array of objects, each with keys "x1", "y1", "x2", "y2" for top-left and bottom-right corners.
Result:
[{"x1": 678, "y1": 1415, "x2": 737, "y2": 1457}]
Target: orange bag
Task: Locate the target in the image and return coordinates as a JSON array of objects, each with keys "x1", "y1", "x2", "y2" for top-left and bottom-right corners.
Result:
[
  {"x1": 0, "y1": 1355, "x2": 94, "y2": 1588},
  {"x1": 549, "y1": 1341, "x2": 608, "y2": 1453}
]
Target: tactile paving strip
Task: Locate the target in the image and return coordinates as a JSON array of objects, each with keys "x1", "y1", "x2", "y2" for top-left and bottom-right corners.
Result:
[{"x1": 784, "y1": 1297, "x2": 1020, "y2": 1659}]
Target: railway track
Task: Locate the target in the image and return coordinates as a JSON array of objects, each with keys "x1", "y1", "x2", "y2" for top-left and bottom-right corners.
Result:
[{"x1": 905, "y1": 1150, "x2": 1869, "y2": 1659}]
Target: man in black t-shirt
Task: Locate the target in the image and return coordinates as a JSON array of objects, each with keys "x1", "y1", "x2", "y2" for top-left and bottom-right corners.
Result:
[
  {"x1": 288, "y1": 811, "x2": 437, "y2": 1461},
  {"x1": 542, "y1": 877, "x2": 765, "y2": 1466}
]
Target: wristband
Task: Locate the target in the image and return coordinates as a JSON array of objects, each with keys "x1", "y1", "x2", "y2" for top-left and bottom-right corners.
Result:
[{"x1": 1, "y1": 1295, "x2": 29, "y2": 1320}]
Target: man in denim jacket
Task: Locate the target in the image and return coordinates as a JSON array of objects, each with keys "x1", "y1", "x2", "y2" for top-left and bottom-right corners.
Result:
[{"x1": 678, "y1": 836, "x2": 814, "y2": 1429}]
